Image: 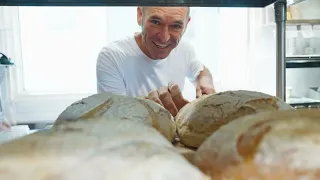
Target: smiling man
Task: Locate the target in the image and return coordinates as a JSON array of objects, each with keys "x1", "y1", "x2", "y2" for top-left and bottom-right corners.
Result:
[{"x1": 96, "y1": 6, "x2": 216, "y2": 116}]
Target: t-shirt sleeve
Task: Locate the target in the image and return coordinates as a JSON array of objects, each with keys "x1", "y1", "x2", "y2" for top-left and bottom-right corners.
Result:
[
  {"x1": 185, "y1": 43, "x2": 204, "y2": 82},
  {"x1": 96, "y1": 47, "x2": 127, "y2": 96}
]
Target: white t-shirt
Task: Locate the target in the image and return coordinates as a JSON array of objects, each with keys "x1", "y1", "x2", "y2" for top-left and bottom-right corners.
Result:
[{"x1": 96, "y1": 35, "x2": 204, "y2": 97}]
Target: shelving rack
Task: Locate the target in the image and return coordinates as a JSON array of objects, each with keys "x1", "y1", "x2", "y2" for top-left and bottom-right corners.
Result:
[
  {"x1": 0, "y1": 0, "x2": 308, "y2": 101},
  {"x1": 285, "y1": 15, "x2": 320, "y2": 107},
  {"x1": 286, "y1": 55, "x2": 320, "y2": 108},
  {"x1": 287, "y1": 19, "x2": 320, "y2": 25},
  {"x1": 286, "y1": 56, "x2": 320, "y2": 68}
]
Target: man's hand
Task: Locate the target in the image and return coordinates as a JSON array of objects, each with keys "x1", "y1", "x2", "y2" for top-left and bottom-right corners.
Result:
[
  {"x1": 196, "y1": 84, "x2": 216, "y2": 98},
  {"x1": 146, "y1": 82, "x2": 189, "y2": 117},
  {"x1": 195, "y1": 66, "x2": 216, "y2": 98},
  {"x1": 0, "y1": 122, "x2": 11, "y2": 132}
]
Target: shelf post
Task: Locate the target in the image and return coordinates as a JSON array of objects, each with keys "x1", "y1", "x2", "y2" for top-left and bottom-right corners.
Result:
[{"x1": 274, "y1": 0, "x2": 287, "y2": 100}]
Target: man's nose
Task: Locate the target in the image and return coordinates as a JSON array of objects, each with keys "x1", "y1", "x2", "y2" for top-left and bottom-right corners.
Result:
[{"x1": 157, "y1": 26, "x2": 170, "y2": 43}]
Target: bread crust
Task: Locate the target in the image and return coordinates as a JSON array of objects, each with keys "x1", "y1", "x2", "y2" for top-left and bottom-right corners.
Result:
[
  {"x1": 175, "y1": 90, "x2": 293, "y2": 148},
  {"x1": 54, "y1": 92, "x2": 177, "y2": 142},
  {"x1": 0, "y1": 117, "x2": 210, "y2": 180},
  {"x1": 193, "y1": 109, "x2": 320, "y2": 179}
]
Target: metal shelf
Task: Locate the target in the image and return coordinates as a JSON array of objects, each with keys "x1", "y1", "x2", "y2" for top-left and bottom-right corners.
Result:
[
  {"x1": 287, "y1": 0, "x2": 307, "y2": 6},
  {"x1": 290, "y1": 102, "x2": 320, "y2": 108},
  {"x1": 1, "y1": 0, "x2": 277, "y2": 7},
  {"x1": 286, "y1": 56, "x2": 320, "y2": 68},
  {"x1": 287, "y1": 19, "x2": 320, "y2": 25}
]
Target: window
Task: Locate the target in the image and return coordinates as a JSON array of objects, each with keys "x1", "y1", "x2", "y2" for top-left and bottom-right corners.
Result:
[{"x1": 18, "y1": 7, "x2": 110, "y2": 94}]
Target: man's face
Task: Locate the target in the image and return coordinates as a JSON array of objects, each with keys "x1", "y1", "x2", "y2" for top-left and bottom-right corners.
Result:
[{"x1": 137, "y1": 7, "x2": 190, "y2": 60}]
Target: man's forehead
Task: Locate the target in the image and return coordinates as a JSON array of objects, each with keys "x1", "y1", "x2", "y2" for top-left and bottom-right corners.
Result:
[{"x1": 143, "y1": 6, "x2": 189, "y2": 20}]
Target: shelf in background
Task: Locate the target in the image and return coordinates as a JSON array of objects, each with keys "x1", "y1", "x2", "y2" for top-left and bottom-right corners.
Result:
[
  {"x1": 287, "y1": 0, "x2": 308, "y2": 7},
  {"x1": 286, "y1": 56, "x2": 320, "y2": 68},
  {"x1": 289, "y1": 102, "x2": 320, "y2": 109},
  {"x1": 288, "y1": 55, "x2": 320, "y2": 58},
  {"x1": 288, "y1": 96, "x2": 320, "y2": 109},
  {"x1": 287, "y1": 19, "x2": 320, "y2": 25},
  {"x1": 0, "y1": 64, "x2": 14, "y2": 67}
]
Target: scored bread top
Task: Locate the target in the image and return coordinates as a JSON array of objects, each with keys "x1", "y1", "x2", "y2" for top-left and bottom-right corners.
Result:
[
  {"x1": 54, "y1": 92, "x2": 177, "y2": 142},
  {"x1": 193, "y1": 109, "x2": 320, "y2": 178},
  {"x1": 209, "y1": 160, "x2": 319, "y2": 180},
  {"x1": 175, "y1": 90, "x2": 293, "y2": 148},
  {"x1": 0, "y1": 117, "x2": 210, "y2": 180}
]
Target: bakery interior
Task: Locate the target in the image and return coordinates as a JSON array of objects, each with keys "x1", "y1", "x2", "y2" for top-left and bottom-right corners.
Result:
[{"x1": 0, "y1": 0, "x2": 320, "y2": 179}]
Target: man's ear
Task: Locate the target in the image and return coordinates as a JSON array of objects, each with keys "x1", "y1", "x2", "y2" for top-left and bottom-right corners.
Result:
[
  {"x1": 137, "y1": 7, "x2": 143, "y2": 26},
  {"x1": 183, "y1": 17, "x2": 191, "y2": 33}
]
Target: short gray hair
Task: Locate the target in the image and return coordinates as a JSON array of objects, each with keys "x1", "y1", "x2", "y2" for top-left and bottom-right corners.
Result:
[{"x1": 140, "y1": 6, "x2": 190, "y2": 19}]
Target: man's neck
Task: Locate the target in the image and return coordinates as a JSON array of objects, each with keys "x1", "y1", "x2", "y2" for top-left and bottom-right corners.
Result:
[{"x1": 134, "y1": 32, "x2": 153, "y2": 59}]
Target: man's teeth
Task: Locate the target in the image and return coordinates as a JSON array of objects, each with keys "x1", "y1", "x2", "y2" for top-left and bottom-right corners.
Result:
[{"x1": 155, "y1": 43, "x2": 169, "y2": 48}]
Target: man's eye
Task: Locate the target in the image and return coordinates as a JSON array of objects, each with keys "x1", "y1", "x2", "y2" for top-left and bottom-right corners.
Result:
[
  {"x1": 173, "y1": 24, "x2": 182, "y2": 29},
  {"x1": 150, "y1": 20, "x2": 160, "y2": 25}
]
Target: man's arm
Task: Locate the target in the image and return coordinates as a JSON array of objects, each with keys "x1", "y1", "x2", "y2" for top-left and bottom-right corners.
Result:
[
  {"x1": 193, "y1": 66, "x2": 216, "y2": 98},
  {"x1": 96, "y1": 47, "x2": 127, "y2": 96},
  {"x1": 185, "y1": 43, "x2": 216, "y2": 98}
]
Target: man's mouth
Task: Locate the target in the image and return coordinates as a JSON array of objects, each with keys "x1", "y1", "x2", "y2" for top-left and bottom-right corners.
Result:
[{"x1": 153, "y1": 41, "x2": 170, "y2": 49}]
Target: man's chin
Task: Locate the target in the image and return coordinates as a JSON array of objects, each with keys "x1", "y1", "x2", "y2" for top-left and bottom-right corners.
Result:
[
  {"x1": 150, "y1": 50, "x2": 171, "y2": 60},
  {"x1": 152, "y1": 54, "x2": 169, "y2": 60}
]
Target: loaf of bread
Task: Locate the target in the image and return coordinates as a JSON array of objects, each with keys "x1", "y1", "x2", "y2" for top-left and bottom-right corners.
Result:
[
  {"x1": 193, "y1": 109, "x2": 320, "y2": 179},
  {"x1": 175, "y1": 90, "x2": 294, "y2": 148},
  {"x1": 54, "y1": 92, "x2": 176, "y2": 142},
  {"x1": 0, "y1": 117, "x2": 210, "y2": 180},
  {"x1": 211, "y1": 161, "x2": 318, "y2": 180}
]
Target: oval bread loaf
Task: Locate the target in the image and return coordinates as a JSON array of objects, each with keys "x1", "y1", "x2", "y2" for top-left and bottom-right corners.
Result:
[
  {"x1": 211, "y1": 161, "x2": 318, "y2": 180},
  {"x1": 54, "y1": 92, "x2": 176, "y2": 142},
  {"x1": 193, "y1": 109, "x2": 320, "y2": 179},
  {"x1": 175, "y1": 90, "x2": 294, "y2": 148},
  {"x1": 0, "y1": 117, "x2": 210, "y2": 180}
]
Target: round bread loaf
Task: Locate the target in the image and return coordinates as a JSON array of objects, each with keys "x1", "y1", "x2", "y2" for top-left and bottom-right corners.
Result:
[
  {"x1": 54, "y1": 92, "x2": 176, "y2": 142},
  {"x1": 0, "y1": 117, "x2": 210, "y2": 180},
  {"x1": 175, "y1": 90, "x2": 294, "y2": 148},
  {"x1": 212, "y1": 162, "x2": 318, "y2": 180},
  {"x1": 193, "y1": 109, "x2": 320, "y2": 179}
]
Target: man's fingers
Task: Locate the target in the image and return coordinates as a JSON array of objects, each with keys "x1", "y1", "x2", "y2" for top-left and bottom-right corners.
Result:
[
  {"x1": 0, "y1": 122, "x2": 11, "y2": 132},
  {"x1": 200, "y1": 86, "x2": 217, "y2": 96},
  {"x1": 147, "y1": 90, "x2": 163, "y2": 106},
  {"x1": 168, "y1": 82, "x2": 189, "y2": 110},
  {"x1": 158, "y1": 86, "x2": 178, "y2": 116},
  {"x1": 137, "y1": 95, "x2": 147, "y2": 99},
  {"x1": 196, "y1": 86, "x2": 202, "y2": 99}
]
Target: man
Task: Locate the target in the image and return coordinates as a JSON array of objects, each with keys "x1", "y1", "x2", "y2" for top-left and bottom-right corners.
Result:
[{"x1": 96, "y1": 6, "x2": 216, "y2": 116}]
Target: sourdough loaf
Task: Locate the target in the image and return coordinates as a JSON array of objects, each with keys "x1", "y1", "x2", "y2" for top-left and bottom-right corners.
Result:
[
  {"x1": 0, "y1": 117, "x2": 210, "y2": 180},
  {"x1": 54, "y1": 92, "x2": 176, "y2": 142},
  {"x1": 174, "y1": 147, "x2": 196, "y2": 164},
  {"x1": 211, "y1": 161, "x2": 318, "y2": 180},
  {"x1": 193, "y1": 109, "x2": 320, "y2": 180},
  {"x1": 175, "y1": 90, "x2": 293, "y2": 148}
]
